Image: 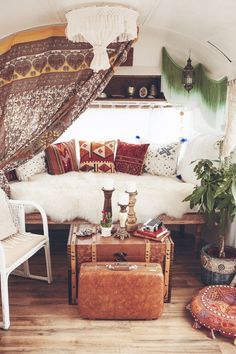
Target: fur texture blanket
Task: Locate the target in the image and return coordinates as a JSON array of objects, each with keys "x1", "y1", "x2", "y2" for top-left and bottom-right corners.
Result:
[{"x1": 10, "y1": 172, "x2": 195, "y2": 224}]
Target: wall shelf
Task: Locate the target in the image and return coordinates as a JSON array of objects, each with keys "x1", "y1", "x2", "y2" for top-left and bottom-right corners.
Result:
[
  {"x1": 98, "y1": 75, "x2": 165, "y2": 99},
  {"x1": 90, "y1": 75, "x2": 171, "y2": 108},
  {"x1": 90, "y1": 98, "x2": 171, "y2": 109}
]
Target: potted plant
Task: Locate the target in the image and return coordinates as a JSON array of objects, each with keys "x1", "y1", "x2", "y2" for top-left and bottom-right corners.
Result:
[
  {"x1": 184, "y1": 157, "x2": 236, "y2": 285},
  {"x1": 100, "y1": 210, "x2": 113, "y2": 237}
]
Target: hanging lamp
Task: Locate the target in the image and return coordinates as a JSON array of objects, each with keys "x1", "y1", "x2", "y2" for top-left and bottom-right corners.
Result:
[
  {"x1": 182, "y1": 54, "x2": 195, "y2": 92},
  {"x1": 65, "y1": 6, "x2": 138, "y2": 72}
]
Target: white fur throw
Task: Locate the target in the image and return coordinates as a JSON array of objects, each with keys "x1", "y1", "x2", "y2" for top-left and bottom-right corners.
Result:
[{"x1": 10, "y1": 172, "x2": 195, "y2": 224}]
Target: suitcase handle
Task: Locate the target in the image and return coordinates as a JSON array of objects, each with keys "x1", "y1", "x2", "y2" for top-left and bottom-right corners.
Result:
[{"x1": 106, "y1": 263, "x2": 138, "y2": 271}]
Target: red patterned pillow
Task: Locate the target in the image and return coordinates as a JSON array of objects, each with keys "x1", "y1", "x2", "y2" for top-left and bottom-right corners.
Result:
[
  {"x1": 45, "y1": 139, "x2": 78, "y2": 175},
  {"x1": 79, "y1": 140, "x2": 116, "y2": 173},
  {"x1": 115, "y1": 140, "x2": 149, "y2": 175}
]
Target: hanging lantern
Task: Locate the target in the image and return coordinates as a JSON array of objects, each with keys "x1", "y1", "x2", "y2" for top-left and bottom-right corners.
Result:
[
  {"x1": 183, "y1": 56, "x2": 195, "y2": 92},
  {"x1": 65, "y1": 6, "x2": 138, "y2": 72}
]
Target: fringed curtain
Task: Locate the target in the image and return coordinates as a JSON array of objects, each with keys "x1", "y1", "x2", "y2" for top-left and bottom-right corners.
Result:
[
  {"x1": 161, "y1": 47, "x2": 228, "y2": 130},
  {"x1": 0, "y1": 25, "x2": 134, "y2": 193}
]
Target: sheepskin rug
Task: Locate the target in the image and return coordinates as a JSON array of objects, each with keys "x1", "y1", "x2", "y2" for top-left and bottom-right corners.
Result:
[{"x1": 10, "y1": 171, "x2": 195, "y2": 224}]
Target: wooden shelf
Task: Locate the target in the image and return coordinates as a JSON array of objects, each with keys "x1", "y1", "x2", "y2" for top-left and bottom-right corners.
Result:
[
  {"x1": 97, "y1": 75, "x2": 165, "y2": 100},
  {"x1": 95, "y1": 98, "x2": 166, "y2": 102}
]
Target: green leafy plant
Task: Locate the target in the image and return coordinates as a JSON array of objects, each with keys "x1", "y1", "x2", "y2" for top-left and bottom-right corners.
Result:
[
  {"x1": 184, "y1": 158, "x2": 236, "y2": 258},
  {"x1": 100, "y1": 210, "x2": 112, "y2": 228}
]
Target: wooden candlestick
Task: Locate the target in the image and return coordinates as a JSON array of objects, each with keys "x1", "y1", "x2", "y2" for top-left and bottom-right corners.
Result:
[
  {"x1": 113, "y1": 204, "x2": 130, "y2": 240},
  {"x1": 126, "y1": 190, "x2": 138, "y2": 232},
  {"x1": 102, "y1": 188, "x2": 115, "y2": 216}
]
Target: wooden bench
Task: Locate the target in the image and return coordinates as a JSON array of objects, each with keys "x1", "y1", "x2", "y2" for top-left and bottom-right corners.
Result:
[{"x1": 26, "y1": 212, "x2": 205, "y2": 252}]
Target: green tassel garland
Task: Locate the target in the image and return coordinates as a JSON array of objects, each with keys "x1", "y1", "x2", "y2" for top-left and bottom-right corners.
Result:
[{"x1": 162, "y1": 47, "x2": 227, "y2": 112}]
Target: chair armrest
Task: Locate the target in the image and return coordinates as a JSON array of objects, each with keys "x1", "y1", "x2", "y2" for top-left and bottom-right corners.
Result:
[{"x1": 9, "y1": 200, "x2": 49, "y2": 239}]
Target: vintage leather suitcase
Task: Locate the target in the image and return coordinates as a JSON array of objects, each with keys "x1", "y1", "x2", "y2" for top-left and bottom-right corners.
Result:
[
  {"x1": 67, "y1": 223, "x2": 174, "y2": 304},
  {"x1": 78, "y1": 262, "x2": 164, "y2": 320}
]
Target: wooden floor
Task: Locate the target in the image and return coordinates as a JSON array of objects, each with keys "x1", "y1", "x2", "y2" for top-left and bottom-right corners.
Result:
[{"x1": 0, "y1": 229, "x2": 235, "y2": 354}]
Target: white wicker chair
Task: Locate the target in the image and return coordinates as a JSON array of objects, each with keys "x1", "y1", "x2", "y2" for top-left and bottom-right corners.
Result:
[{"x1": 0, "y1": 199, "x2": 52, "y2": 330}]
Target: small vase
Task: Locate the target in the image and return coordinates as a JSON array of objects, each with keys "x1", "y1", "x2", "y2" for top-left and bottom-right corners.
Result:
[{"x1": 101, "y1": 226, "x2": 112, "y2": 237}]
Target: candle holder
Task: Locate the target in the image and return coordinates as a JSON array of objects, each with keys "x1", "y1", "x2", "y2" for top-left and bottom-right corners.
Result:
[
  {"x1": 102, "y1": 188, "x2": 115, "y2": 216},
  {"x1": 125, "y1": 190, "x2": 138, "y2": 232},
  {"x1": 113, "y1": 203, "x2": 130, "y2": 240}
]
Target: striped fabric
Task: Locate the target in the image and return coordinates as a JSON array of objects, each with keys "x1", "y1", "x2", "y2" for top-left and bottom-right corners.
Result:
[{"x1": 45, "y1": 140, "x2": 78, "y2": 175}]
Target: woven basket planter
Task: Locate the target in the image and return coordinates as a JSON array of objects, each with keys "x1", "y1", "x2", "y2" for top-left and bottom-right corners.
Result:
[{"x1": 200, "y1": 244, "x2": 236, "y2": 285}]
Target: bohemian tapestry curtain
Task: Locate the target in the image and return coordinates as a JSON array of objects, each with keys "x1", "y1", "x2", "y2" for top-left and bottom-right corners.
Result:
[{"x1": 0, "y1": 25, "x2": 134, "y2": 193}]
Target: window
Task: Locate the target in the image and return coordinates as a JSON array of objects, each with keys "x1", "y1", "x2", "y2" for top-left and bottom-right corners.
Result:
[{"x1": 57, "y1": 107, "x2": 191, "y2": 144}]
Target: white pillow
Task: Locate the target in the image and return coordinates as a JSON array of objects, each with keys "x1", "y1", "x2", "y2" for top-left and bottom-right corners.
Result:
[
  {"x1": 16, "y1": 151, "x2": 47, "y2": 181},
  {"x1": 143, "y1": 142, "x2": 180, "y2": 176},
  {"x1": 0, "y1": 189, "x2": 17, "y2": 240},
  {"x1": 177, "y1": 134, "x2": 221, "y2": 185}
]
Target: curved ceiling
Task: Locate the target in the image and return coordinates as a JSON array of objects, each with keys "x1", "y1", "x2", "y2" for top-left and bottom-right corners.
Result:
[{"x1": 1, "y1": 0, "x2": 236, "y2": 79}]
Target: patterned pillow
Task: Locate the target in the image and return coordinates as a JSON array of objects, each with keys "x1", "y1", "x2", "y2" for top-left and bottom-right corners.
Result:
[
  {"x1": 15, "y1": 151, "x2": 47, "y2": 181},
  {"x1": 45, "y1": 139, "x2": 78, "y2": 175},
  {"x1": 143, "y1": 142, "x2": 180, "y2": 176},
  {"x1": 79, "y1": 140, "x2": 116, "y2": 173},
  {"x1": 115, "y1": 140, "x2": 149, "y2": 175}
]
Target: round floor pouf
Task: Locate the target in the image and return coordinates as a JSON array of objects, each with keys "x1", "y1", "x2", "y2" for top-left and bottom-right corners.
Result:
[{"x1": 189, "y1": 285, "x2": 236, "y2": 344}]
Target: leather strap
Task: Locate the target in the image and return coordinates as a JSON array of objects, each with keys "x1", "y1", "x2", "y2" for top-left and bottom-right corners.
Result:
[
  {"x1": 164, "y1": 236, "x2": 171, "y2": 301},
  {"x1": 92, "y1": 234, "x2": 97, "y2": 263},
  {"x1": 145, "y1": 240, "x2": 151, "y2": 263},
  {"x1": 70, "y1": 224, "x2": 77, "y2": 304}
]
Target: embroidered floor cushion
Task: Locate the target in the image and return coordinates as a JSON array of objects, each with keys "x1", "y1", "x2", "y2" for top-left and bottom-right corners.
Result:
[
  {"x1": 115, "y1": 140, "x2": 149, "y2": 175},
  {"x1": 79, "y1": 140, "x2": 116, "y2": 173},
  {"x1": 190, "y1": 285, "x2": 236, "y2": 341}
]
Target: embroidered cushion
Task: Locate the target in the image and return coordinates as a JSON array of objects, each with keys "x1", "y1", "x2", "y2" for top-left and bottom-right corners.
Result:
[
  {"x1": 45, "y1": 139, "x2": 78, "y2": 175},
  {"x1": 79, "y1": 140, "x2": 116, "y2": 173},
  {"x1": 190, "y1": 285, "x2": 236, "y2": 339},
  {"x1": 115, "y1": 140, "x2": 149, "y2": 176},
  {"x1": 0, "y1": 189, "x2": 17, "y2": 241},
  {"x1": 143, "y1": 142, "x2": 180, "y2": 176},
  {"x1": 15, "y1": 152, "x2": 47, "y2": 181}
]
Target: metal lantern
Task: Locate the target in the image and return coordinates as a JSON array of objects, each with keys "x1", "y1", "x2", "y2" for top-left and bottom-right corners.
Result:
[{"x1": 183, "y1": 57, "x2": 195, "y2": 92}]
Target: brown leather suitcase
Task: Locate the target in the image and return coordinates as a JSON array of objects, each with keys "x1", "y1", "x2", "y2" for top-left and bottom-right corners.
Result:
[
  {"x1": 78, "y1": 262, "x2": 164, "y2": 320},
  {"x1": 67, "y1": 224, "x2": 174, "y2": 304}
]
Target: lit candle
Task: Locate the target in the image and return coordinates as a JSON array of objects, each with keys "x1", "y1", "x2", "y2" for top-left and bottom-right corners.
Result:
[
  {"x1": 126, "y1": 182, "x2": 137, "y2": 193},
  {"x1": 103, "y1": 178, "x2": 114, "y2": 190},
  {"x1": 118, "y1": 192, "x2": 129, "y2": 205}
]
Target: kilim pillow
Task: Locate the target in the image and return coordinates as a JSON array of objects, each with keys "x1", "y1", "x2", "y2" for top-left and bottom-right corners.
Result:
[
  {"x1": 45, "y1": 139, "x2": 78, "y2": 175},
  {"x1": 143, "y1": 142, "x2": 180, "y2": 176},
  {"x1": 115, "y1": 140, "x2": 149, "y2": 176},
  {"x1": 79, "y1": 140, "x2": 116, "y2": 173}
]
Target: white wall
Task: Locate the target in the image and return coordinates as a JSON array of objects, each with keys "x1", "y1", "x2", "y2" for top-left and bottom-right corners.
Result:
[{"x1": 117, "y1": 27, "x2": 162, "y2": 76}]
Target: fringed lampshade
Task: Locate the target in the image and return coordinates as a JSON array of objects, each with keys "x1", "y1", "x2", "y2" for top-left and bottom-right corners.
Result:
[{"x1": 65, "y1": 6, "x2": 138, "y2": 72}]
